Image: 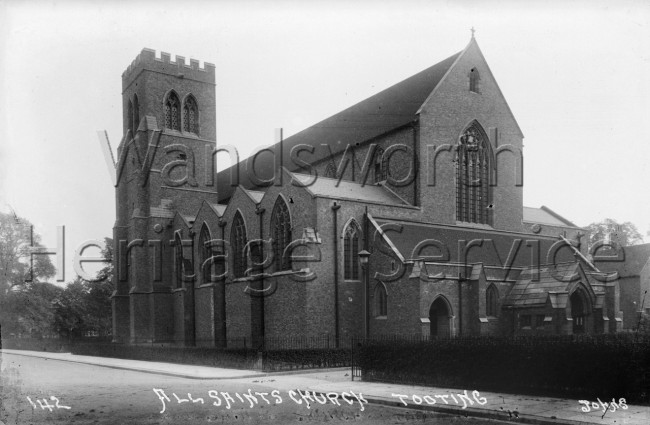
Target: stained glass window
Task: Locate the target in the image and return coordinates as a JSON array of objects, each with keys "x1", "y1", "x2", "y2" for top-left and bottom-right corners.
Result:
[
  {"x1": 456, "y1": 122, "x2": 491, "y2": 224},
  {"x1": 343, "y1": 220, "x2": 360, "y2": 280},
  {"x1": 271, "y1": 197, "x2": 292, "y2": 271},
  {"x1": 231, "y1": 212, "x2": 247, "y2": 278}
]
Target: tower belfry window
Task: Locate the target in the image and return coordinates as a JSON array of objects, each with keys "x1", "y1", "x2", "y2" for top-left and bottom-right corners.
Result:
[
  {"x1": 127, "y1": 100, "x2": 133, "y2": 138},
  {"x1": 183, "y1": 95, "x2": 199, "y2": 134},
  {"x1": 164, "y1": 91, "x2": 181, "y2": 131},
  {"x1": 132, "y1": 94, "x2": 140, "y2": 135}
]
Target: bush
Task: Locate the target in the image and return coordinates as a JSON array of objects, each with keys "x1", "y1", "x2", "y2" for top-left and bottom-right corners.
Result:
[
  {"x1": 1, "y1": 337, "x2": 71, "y2": 352},
  {"x1": 355, "y1": 334, "x2": 650, "y2": 404}
]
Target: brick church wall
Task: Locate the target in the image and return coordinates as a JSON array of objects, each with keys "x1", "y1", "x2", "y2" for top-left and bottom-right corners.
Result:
[
  {"x1": 418, "y1": 40, "x2": 524, "y2": 231},
  {"x1": 310, "y1": 125, "x2": 418, "y2": 206},
  {"x1": 113, "y1": 42, "x2": 626, "y2": 346}
]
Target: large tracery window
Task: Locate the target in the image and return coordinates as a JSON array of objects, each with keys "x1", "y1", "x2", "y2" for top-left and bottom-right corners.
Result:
[
  {"x1": 343, "y1": 220, "x2": 360, "y2": 280},
  {"x1": 231, "y1": 212, "x2": 247, "y2": 278},
  {"x1": 164, "y1": 91, "x2": 181, "y2": 131},
  {"x1": 456, "y1": 122, "x2": 491, "y2": 224},
  {"x1": 183, "y1": 95, "x2": 199, "y2": 134},
  {"x1": 271, "y1": 197, "x2": 292, "y2": 272}
]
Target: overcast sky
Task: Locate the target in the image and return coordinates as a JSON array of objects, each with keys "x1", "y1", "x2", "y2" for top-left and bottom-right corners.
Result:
[{"x1": 1, "y1": 0, "x2": 649, "y2": 285}]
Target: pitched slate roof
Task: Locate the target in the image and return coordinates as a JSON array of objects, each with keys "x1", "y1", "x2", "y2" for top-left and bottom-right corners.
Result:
[
  {"x1": 291, "y1": 173, "x2": 410, "y2": 206},
  {"x1": 373, "y1": 218, "x2": 575, "y2": 268},
  {"x1": 216, "y1": 51, "x2": 462, "y2": 202},
  {"x1": 502, "y1": 263, "x2": 578, "y2": 307},
  {"x1": 523, "y1": 206, "x2": 579, "y2": 227},
  {"x1": 503, "y1": 261, "x2": 604, "y2": 307}
]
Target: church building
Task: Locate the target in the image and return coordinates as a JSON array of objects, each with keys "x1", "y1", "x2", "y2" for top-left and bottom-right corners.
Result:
[{"x1": 110, "y1": 36, "x2": 625, "y2": 346}]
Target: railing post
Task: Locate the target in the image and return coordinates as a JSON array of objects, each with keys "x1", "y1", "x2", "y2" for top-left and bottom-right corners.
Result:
[{"x1": 350, "y1": 337, "x2": 355, "y2": 381}]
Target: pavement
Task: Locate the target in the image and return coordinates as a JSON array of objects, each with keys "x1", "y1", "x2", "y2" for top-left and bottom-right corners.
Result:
[{"x1": 2, "y1": 348, "x2": 649, "y2": 425}]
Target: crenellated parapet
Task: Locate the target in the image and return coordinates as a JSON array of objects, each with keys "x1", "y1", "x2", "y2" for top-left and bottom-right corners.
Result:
[{"x1": 122, "y1": 48, "x2": 215, "y2": 91}]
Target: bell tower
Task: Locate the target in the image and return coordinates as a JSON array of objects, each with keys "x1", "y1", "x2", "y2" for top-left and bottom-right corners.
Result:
[
  {"x1": 112, "y1": 49, "x2": 217, "y2": 344},
  {"x1": 121, "y1": 48, "x2": 216, "y2": 141}
]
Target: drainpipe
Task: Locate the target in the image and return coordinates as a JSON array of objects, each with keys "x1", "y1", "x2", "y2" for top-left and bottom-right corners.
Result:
[
  {"x1": 331, "y1": 201, "x2": 341, "y2": 348},
  {"x1": 255, "y1": 206, "x2": 266, "y2": 348},
  {"x1": 189, "y1": 229, "x2": 196, "y2": 346},
  {"x1": 412, "y1": 121, "x2": 418, "y2": 207},
  {"x1": 458, "y1": 275, "x2": 463, "y2": 337},
  {"x1": 364, "y1": 206, "x2": 369, "y2": 338},
  {"x1": 218, "y1": 219, "x2": 227, "y2": 347}
]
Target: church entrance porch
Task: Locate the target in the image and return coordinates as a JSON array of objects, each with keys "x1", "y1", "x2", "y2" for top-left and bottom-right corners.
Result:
[
  {"x1": 570, "y1": 290, "x2": 589, "y2": 334},
  {"x1": 429, "y1": 297, "x2": 454, "y2": 338}
]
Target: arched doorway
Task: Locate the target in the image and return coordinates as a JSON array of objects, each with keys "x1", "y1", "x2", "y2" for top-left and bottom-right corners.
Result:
[
  {"x1": 570, "y1": 290, "x2": 588, "y2": 334},
  {"x1": 429, "y1": 297, "x2": 452, "y2": 338}
]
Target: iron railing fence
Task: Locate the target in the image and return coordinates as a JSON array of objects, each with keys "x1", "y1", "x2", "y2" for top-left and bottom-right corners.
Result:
[{"x1": 349, "y1": 333, "x2": 650, "y2": 404}]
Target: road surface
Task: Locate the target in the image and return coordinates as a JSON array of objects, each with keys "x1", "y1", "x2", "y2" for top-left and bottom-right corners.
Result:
[{"x1": 1, "y1": 353, "x2": 511, "y2": 424}]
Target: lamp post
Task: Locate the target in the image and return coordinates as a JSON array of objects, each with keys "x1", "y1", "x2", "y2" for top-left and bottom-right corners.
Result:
[{"x1": 358, "y1": 250, "x2": 371, "y2": 338}]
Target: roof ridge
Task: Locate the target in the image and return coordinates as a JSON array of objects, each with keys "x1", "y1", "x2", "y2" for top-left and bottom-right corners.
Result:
[{"x1": 216, "y1": 48, "x2": 462, "y2": 202}]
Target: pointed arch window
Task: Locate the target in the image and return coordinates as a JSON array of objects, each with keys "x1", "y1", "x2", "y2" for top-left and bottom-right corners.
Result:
[
  {"x1": 486, "y1": 284, "x2": 498, "y2": 317},
  {"x1": 374, "y1": 283, "x2": 388, "y2": 317},
  {"x1": 343, "y1": 220, "x2": 360, "y2": 280},
  {"x1": 456, "y1": 122, "x2": 491, "y2": 224},
  {"x1": 127, "y1": 100, "x2": 133, "y2": 138},
  {"x1": 164, "y1": 91, "x2": 181, "y2": 131},
  {"x1": 199, "y1": 223, "x2": 213, "y2": 284},
  {"x1": 183, "y1": 95, "x2": 199, "y2": 134},
  {"x1": 174, "y1": 233, "x2": 184, "y2": 288},
  {"x1": 271, "y1": 197, "x2": 292, "y2": 272},
  {"x1": 325, "y1": 162, "x2": 337, "y2": 179},
  {"x1": 374, "y1": 146, "x2": 387, "y2": 183},
  {"x1": 132, "y1": 94, "x2": 140, "y2": 135},
  {"x1": 126, "y1": 241, "x2": 133, "y2": 286},
  {"x1": 469, "y1": 68, "x2": 480, "y2": 93},
  {"x1": 231, "y1": 212, "x2": 247, "y2": 278}
]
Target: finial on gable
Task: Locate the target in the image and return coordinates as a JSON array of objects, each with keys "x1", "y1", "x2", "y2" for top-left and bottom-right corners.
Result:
[{"x1": 470, "y1": 26, "x2": 476, "y2": 39}]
